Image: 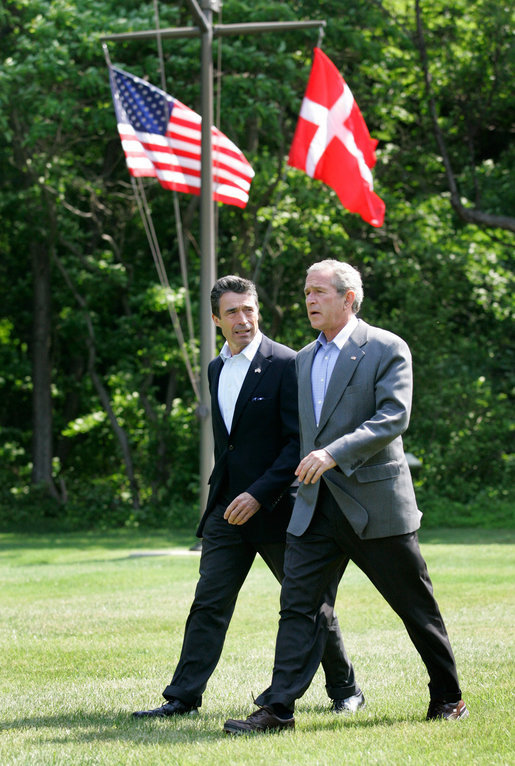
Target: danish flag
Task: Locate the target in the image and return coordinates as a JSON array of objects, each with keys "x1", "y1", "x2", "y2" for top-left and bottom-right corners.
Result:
[{"x1": 288, "y1": 48, "x2": 385, "y2": 227}]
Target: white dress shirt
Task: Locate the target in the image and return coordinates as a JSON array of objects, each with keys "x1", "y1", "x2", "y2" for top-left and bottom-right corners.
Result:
[{"x1": 218, "y1": 331, "x2": 263, "y2": 432}]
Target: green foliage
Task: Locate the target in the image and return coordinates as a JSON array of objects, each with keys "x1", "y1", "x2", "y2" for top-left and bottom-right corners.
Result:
[
  {"x1": 0, "y1": 396, "x2": 200, "y2": 531},
  {"x1": 0, "y1": 0, "x2": 513, "y2": 530}
]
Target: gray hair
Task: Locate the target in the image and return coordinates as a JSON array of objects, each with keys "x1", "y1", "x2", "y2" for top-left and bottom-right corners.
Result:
[
  {"x1": 210, "y1": 275, "x2": 259, "y2": 317},
  {"x1": 307, "y1": 259, "x2": 363, "y2": 313}
]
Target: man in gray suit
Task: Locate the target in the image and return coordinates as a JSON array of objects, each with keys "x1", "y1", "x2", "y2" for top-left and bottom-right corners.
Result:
[{"x1": 224, "y1": 260, "x2": 468, "y2": 734}]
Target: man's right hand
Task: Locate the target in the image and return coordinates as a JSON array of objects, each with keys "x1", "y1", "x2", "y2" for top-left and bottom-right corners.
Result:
[{"x1": 224, "y1": 492, "x2": 261, "y2": 525}]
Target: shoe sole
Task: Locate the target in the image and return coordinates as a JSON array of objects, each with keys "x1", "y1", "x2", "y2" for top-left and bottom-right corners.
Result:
[
  {"x1": 332, "y1": 702, "x2": 366, "y2": 715},
  {"x1": 223, "y1": 724, "x2": 252, "y2": 735},
  {"x1": 223, "y1": 721, "x2": 294, "y2": 735},
  {"x1": 133, "y1": 709, "x2": 199, "y2": 718},
  {"x1": 452, "y1": 706, "x2": 469, "y2": 720},
  {"x1": 427, "y1": 705, "x2": 469, "y2": 721}
]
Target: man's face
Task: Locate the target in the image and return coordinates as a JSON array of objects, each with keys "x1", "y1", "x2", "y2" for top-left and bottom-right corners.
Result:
[
  {"x1": 212, "y1": 291, "x2": 260, "y2": 355},
  {"x1": 304, "y1": 269, "x2": 351, "y2": 341}
]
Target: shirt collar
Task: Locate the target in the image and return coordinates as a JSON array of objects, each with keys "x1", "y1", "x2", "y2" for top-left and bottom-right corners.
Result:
[
  {"x1": 220, "y1": 330, "x2": 262, "y2": 362},
  {"x1": 316, "y1": 315, "x2": 358, "y2": 350}
]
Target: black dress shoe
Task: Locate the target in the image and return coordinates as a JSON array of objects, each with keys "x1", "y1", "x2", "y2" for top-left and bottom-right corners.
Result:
[
  {"x1": 331, "y1": 690, "x2": 366, "y2": 714},
  {"x1": 224, "y1": 705, "x2": 295, "y2": 735},
  {"x1": 132, "y1": 697, "x2": 198, "y2": 718},
  {"x1": 426, "y1": 699, "x2": 469, "y2": 720}
]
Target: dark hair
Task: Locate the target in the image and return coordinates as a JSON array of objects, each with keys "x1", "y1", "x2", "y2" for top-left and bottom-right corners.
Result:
[{"x1": 210, "y1": 275, "x2": 259, "y2": 317}]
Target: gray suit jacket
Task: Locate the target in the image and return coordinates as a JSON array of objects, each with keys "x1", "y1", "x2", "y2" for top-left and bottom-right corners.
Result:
[{"x1": 288, "y1": 319, "x2": 422, "y2": 540}]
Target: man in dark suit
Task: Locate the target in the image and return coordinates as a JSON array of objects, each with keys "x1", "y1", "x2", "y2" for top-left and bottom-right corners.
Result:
[
  {"x1": 133, "y1": 274, "x2": 362, "y2": 718},
  {"x1": 224, "y1": 260, "x2": 467, "y2": 734}
]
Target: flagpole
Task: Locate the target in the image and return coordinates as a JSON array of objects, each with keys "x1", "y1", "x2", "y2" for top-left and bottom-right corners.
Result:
[
  {"x1": 197, "y1": 0, "x2": 216, "y2": 525},
  {"x1": 101, "y1": 19, "x2": 326, "y2": 43}
]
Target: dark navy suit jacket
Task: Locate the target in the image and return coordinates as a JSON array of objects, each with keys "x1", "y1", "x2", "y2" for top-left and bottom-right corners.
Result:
[{"x1": 196, "y1": 334, "x2": 299, "y2": 543}]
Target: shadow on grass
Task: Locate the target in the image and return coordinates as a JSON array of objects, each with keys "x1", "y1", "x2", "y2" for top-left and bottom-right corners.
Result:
[
  {"x1": 2, "y1": 708, "x2": 420, "y2": 742},
  {"x1": 295, "y1": 703, "x2": 424, "y2": 730},
  {"x1": 418, "y1": 528, "x2": 513, "y2": 545},
  {"x1": 1, "y1": 711, "x2": 224, "y2": 743},
  {"x1": 0, "y1": 529, "x2": 198, "y2": 552},
  {"x1": 1, "y1": 551, "x2": 201, "y2": 568},
  {"x1": 0, "y1": 529, "x2": 513, "y2": 557}
]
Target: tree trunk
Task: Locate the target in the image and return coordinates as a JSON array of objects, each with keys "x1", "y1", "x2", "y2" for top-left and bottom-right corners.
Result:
[
  {"x1": 31, "y1": 238, "x2": 59, "y2": 499},
  {"x1": 90, "y1": 369, "x2": 140, "y2": 510}
]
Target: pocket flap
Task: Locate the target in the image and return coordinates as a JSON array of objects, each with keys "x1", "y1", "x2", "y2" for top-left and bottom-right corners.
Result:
[{"x1": 355, "y1": 461, "x2": 400, "y2": 483}]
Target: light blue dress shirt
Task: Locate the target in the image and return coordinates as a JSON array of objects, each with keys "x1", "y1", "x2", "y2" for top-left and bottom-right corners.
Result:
[{"x1": 311, "y1": 316, "x2": 358, "y2": 426}]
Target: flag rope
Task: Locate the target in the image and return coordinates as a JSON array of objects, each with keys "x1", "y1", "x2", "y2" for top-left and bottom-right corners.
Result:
[
  {"x1": 316, "y1": 24, "x2": 325, "y2": 49},
  {"x1": 132, "y1": 176, "x2": 201, "y2": 400},
  {"x1": 152, "y1": 0, "x2": 198, "y2": 371}
]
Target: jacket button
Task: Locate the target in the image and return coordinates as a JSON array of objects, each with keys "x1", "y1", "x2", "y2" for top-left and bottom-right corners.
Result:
[{"x1": 228, "y1": 444, "x2": 234, "y2": 451}]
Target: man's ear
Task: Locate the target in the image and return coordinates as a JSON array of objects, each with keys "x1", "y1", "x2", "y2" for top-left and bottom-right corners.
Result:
[{"x1": 212, "y1": 313, "x2": 222, "y2": 328}]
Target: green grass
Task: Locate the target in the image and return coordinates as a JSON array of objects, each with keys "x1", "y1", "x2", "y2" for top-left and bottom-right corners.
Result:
[{"x1": 1, "y1": 528, "x2": 513, "y2": 765}]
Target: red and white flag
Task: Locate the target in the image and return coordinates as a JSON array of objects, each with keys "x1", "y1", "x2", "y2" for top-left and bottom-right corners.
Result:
[
  {"x1": 288, "y1": 48, "x2": 385, "y2": 227},
  {"x1": 109, "y1": 66, "x2": 254, "y2": 208}
]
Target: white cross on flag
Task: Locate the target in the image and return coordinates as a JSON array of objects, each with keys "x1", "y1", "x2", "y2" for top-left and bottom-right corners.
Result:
[{"x1": 288, "y1": 48, "x2": 385, "y2": 227}]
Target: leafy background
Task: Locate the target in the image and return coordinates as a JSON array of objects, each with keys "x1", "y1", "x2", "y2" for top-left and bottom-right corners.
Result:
[{"x1": 0, "y1": 0, "x2": 513, "y2": 530}]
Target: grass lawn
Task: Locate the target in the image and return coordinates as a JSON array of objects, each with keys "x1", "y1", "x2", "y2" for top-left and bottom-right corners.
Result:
[{"x1": 1, "y1": 527, "x2": 513, "y2": 765}]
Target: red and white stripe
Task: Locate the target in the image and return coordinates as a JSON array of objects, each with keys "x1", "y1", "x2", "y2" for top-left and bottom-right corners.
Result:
[{"x1": 118, "y1": 100, "x2": 254, "y2": 208}]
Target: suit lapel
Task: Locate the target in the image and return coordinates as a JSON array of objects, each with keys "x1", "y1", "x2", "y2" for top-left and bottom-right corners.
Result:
[
  {"x1": 298, "y1": 342, "x2": 318, "y2": 432},
  {"x1": 230, "y1": 338, "x2": 272, "y2": 434},
  {"x1": 316, "y1": 322, "x2": 368, "y2": 433},
  {"x1": 211, "y1": 357, "x2": 228, "y2": 436}
]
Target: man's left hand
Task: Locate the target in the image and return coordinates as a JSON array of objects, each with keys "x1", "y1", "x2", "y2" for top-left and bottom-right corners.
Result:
[
  {"x1": 224, "y1": 492, "x2": 261, "y2": 525},
  {"x1": 295, "y1": 449, "x2": 336, "y2": 484}
]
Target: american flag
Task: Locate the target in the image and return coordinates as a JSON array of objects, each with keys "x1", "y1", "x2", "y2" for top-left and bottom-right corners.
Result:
[{"x1": 109, "y1": 66, "x2": 254, "y2": 208}]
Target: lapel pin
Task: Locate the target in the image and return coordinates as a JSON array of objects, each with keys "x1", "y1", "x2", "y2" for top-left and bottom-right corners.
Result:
[
  {"x1": 351, "y1": 356, "x2": 357, "y2": 360},
  {"x1": 254, "y1": 367, "x2": 261, "y2": 373}
]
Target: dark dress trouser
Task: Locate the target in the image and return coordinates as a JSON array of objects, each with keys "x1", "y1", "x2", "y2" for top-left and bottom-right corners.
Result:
[
  {"x1": 255, "y1": 484, "x2": 462, "y2": 710},
  {"x1": 163, "y1": 503, "x2": 357, "y2": 707}
]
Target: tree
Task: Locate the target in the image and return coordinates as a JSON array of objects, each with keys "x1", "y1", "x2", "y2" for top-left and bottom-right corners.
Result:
[
  {"x1": 414, "y1": 0, "x2": 515, "y2": 232},
  {"x1": 0, "y1": 0, "x2": 512, "y2": 529}
]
